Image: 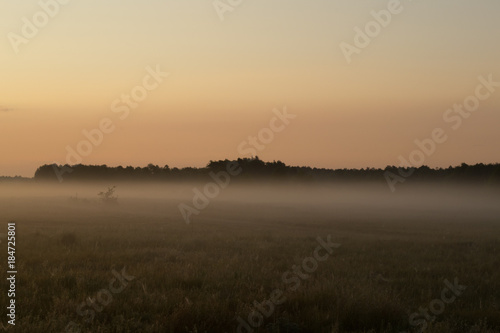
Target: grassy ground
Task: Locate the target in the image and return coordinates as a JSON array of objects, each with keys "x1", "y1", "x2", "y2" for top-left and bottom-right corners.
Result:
[{"x1": 0, "y1": 185, "x2": 499, "y2": 332}]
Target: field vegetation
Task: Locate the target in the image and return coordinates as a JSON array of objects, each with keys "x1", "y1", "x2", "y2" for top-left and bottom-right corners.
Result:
[{"x1": 0, "y1": 181, "x2": 499, "y2": 332}]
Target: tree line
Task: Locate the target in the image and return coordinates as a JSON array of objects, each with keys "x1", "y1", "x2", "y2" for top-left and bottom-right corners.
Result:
[{"x1": 29, "y1": 157, "x2": 500, "y2": 185}]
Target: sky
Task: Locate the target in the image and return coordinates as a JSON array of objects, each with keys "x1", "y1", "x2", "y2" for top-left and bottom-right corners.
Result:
[{"x1": 1, "y1": 0, "x2": 499, "y2": 177}]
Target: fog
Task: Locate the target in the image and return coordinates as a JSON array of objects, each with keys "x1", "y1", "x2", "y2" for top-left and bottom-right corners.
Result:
[{"x1": 1, "y1": 181, "x2": 499, "y2": 225}]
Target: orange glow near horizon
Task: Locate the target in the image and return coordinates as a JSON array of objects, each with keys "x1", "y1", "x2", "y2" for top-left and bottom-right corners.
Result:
[{"x1": 1, "y1": 1, "x2": 499, "y2": 176}]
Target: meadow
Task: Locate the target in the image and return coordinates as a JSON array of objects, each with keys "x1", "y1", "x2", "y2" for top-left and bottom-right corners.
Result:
[{"x1": 0, "y1": 181, "x2": 499, "y2": 332}]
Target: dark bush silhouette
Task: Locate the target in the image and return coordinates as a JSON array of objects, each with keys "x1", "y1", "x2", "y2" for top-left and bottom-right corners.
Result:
[{"x1": 98, "y1": 186, "x2": 118, "y2": 204}]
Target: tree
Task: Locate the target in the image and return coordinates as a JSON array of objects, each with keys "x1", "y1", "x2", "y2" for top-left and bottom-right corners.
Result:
[{"x1": 98, "y1": 186, "x2": 118, "y2": 204}]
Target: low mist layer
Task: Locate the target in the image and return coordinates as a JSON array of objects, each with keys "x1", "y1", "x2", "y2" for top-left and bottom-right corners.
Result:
[{"x1": 1, "y1": 181, "x2": 499, "y2": 225}]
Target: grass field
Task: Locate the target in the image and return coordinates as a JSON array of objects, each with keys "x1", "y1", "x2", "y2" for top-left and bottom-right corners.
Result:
[{"x1": 0, "y1": 182, "x2": 499, "y2": 332}]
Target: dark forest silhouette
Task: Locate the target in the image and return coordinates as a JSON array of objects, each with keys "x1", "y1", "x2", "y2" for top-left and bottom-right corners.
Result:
[{"x1": 23, "y1": 157, "x2": 500, "y2": 185}]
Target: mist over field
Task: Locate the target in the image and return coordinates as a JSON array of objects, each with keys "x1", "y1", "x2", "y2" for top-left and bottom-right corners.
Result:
[
  {"x1": 1, "y1": 181, "x2": 499, "y2": 223},
  {"x1": 2, "y1": 0, "x2": 500, "y2": 331},
  {"x1": 1, "y1": 180, "x2": 499, "y2": 332}
]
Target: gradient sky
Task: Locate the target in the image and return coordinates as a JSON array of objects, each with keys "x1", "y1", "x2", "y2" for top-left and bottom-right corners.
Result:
[{"x1": 1, "y1": 0, "x2": 499, "y2": 176}]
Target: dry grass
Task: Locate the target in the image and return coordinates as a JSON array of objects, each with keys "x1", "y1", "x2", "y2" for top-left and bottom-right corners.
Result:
[{"x1": 0, "y1": 187, "x2": 499, "y2": 332}]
